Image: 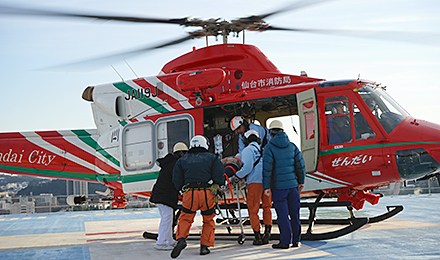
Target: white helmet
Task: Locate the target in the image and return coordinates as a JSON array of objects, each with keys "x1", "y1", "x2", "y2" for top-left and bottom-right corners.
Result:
[
  {"x1": 173, "y1": 142, "x2": 188, "y2": 153},
  {"x1": 244, "y1": 129, "x2": 260, "y2": 139},
  {"x1": 269, "y1": 120, "x2": 284, "y2": 130},
  {"x1": 230, "y1": 116, "x2": 245, "y2": 131},
  {"x1": 190, "y1": 135, "x2": 210, "y2": 150}
]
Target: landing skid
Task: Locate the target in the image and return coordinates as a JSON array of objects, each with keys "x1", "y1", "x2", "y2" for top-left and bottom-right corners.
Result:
[{"x1": 142, "y1": 194, "x2": 404, "y2": 243}]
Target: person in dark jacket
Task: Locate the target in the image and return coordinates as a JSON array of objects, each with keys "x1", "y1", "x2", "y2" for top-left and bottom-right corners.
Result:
[
  {"x1": 150, "y1": 142, "x2": 188, "y2": 251},
  {"x1": 171, "y1": 135, "x2": 225, "y2": 258},
  {"x1": 262, "y1": 120, "x2": 305, "y2": 249}
]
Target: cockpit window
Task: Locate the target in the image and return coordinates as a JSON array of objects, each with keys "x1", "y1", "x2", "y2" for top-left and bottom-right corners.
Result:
[
  {"x1": 353, "y1": 103, "x2": 376, "y2": 140},
  {"x1": 358, "y1": 85, "x2": 409, "y2": 134},
  {"x1": 325, "y1": 96, "x2": 352, "y2": 145}
]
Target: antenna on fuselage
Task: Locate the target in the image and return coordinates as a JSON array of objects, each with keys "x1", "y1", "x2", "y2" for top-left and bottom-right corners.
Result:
[
  {"x1": 124, "y1": 59, "x2": 139, "y2": 79},
  {"x1": 111, "y1": 65, "x2": 124, "y2": 81}
]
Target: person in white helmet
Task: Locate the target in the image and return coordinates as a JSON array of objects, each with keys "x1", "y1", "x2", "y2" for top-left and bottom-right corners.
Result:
[
  {"x1": 230, "y1": 116, "x2": 271, "y2": 154},
  {"x1": 171, "y1": 135, "x2": 225, "y2": 258},
  {"x1": 150, "y1": 142, "x2": 188, "y2": 250},
  {"x1": 235, "y1": 129, "x2": 272, "y2": 245},
  {"x1": 262, "y1": 120, "x2": 305, "y2": 249}
]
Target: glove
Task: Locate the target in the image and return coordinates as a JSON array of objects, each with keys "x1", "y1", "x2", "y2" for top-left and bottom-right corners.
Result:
[
  {"x1": 361, "y1": 133, "x2": 373, "y2": 139},
  {"x1": 210, "y1": 183, "x2": 220, "y2": 195}
]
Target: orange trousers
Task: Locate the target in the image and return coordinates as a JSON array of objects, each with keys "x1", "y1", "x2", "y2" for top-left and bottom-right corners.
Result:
[
  {"x1": 247, "y1": 183, "x2": 272, "y2": 232},
  {"x1": 176, "y1": 189, "x2": 216, "y2": 247}
]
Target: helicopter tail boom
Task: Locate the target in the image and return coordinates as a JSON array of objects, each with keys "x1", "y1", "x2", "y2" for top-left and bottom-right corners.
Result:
[{"x1": 0, "y1": 129, "x2": 119, "y2": 182}]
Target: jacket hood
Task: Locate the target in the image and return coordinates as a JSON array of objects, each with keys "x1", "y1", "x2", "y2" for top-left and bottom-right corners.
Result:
[
  {"x1": 157, "y1": 153, "x2": 177, "y2": 167},
  {"x1": 270, "y1": 132, "x2": 291, "y2": 148}
]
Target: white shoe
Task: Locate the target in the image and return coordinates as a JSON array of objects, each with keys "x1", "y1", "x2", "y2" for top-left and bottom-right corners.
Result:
[
  {"x1": 154, "y1": 244, "x2": 174, "y2": 250},
  {"x1": 169, "y1": 241, "x2": 177, "y2": 247}
]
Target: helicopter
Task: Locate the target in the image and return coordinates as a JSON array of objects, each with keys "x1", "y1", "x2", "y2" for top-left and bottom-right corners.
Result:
[{"x1": 1, "y1": 0, "x2": 440, "y2": 242}]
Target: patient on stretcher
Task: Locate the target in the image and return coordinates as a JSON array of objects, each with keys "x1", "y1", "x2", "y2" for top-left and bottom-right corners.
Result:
[
  {"x1": 222, "y1": 154, "x2": 243, "y2": 178},
  {"x1": 221, "y1": 154, "x2": 247, "y2": 201}
]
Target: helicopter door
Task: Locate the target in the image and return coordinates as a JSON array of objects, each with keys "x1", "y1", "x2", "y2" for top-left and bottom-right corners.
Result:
[
  {"x1": 120, "y1": 110, "x2": 199, "y2": 193},
  {"x1": 297, "y1": 88, "x2": 319, "y2": 173}
]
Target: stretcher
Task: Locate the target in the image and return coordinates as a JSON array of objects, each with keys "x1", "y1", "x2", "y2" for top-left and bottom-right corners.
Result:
[{"x1": 214, "y1": 175, "x2": 248, "y2": 244}]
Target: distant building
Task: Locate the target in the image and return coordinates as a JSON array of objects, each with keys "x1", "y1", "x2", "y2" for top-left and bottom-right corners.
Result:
[
  {"x1": 34, "y1": 194, "x2": 58, "y2": 213},
  {"x1": 0, "y1": 196, "x2": 35, "y2": 215}
]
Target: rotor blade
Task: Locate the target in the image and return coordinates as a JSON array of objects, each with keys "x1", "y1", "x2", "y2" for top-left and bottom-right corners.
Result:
[
  {"x1": 41, "y1": 33, "x2": 203, "y2": 72},
  {"x1": 241, "y1": 0, "x2": 335, "y2": 21},
  {"x1": 0, "y1": 4, "x2": 189, "y2": 25},
  {"x1": 263, "y1": 26, "x2": 440, "y2": 45}
]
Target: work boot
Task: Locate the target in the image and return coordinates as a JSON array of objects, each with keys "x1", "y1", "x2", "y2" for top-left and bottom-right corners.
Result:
[
  {"x1": 292, "y1": 242, "x2": 302, "y2": 248},
  {"x1": 253, "y1": 231, "x2": 264, "y2": 245},
  {"x1": 262, "y1": 225, "x2": 271, "y2": 244},
  {"x1": 272, "y1": 243, "x2": 289, "y2": 249},
  {"x1": 171, "y1": 237, "x2": 187, "y2": 258},
  {"x1": 200, "y1": 245, "x2": 210, "y2": 255}
]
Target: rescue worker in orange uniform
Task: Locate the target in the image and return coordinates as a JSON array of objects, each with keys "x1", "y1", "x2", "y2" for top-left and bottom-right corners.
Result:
[
  {"x1": 171, "y1": 135, "x2": 225, "y2": 258},
  {"x1": 235, "y1": 130, "x2": 272, "y2": 245}
]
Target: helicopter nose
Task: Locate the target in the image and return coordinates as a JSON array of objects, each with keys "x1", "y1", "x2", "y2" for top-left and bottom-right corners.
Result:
[
  {"x1": 395, "y1": 119, "x2": 440, "y2": 181},
  {"x1": 421, "y1": 120, "x2": 440, "y2": 142}
]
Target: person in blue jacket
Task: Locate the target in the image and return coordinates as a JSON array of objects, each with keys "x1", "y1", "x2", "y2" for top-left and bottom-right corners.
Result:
[
  {"x1": 235, "y1": 130, "x2": 272, "y2": 245},
  {"x1": 230, "y1": 116, "x2": 271, "y2": 154},
  {"x1": 262, "y1": 120, "x2": 305, "y2": 249}
]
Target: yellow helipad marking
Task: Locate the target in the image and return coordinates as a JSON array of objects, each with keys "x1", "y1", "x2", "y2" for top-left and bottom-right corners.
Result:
[
  {"x1": 0, "y1": 232, "x2": 86, "y2": 250},
  {"x1": 226, "y1": 244, "x2": 333, "y2": 259},
  {"x1": 85, "y1": 218, "x2": 160, "y2": 234},
  {"x1": 134, "y1": 212, "x2": 143, "y2": 214},
  {"x1": 37, "y1": 216, "x2": 46, "y2": 219},
  {"x1": 0, "y1": 219, "x2": 4, "y2": 221},
  {"x1": 22, "y1": 217, "x2": 31, "y2": 220},
  {"x1": 68, "y1": 214, "x2": 88, "y2": 218},
  {"x1": 9, "y1": 218, "x2": 19, "y2": 221},
  {"x1": 359, "y1": 218, "x2": 439, "y2": 231}
]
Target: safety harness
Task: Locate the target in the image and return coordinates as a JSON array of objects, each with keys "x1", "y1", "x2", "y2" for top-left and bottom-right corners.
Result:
[
  {"x1": 250, "y1": 143, "x2": 262, "y2": 168},
  {"x1": 182, "y1": 182, "x2": 215, "y2": 216}
]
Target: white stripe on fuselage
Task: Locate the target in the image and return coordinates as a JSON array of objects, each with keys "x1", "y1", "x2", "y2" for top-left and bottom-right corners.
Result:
[
  {"x1": 145, "y1": 76, "x2": 193, "y2": 109},
  {"x1": 21, "y1": 132, "x2": 107, "y2": 175}
]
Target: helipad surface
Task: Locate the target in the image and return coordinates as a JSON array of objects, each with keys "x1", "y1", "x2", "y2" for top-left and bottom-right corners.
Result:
[{"x1": 0, "y1": 194, "x2": 439, "y2": 259}]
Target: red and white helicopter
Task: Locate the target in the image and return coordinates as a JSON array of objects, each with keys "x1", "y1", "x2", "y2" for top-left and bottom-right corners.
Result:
[{"x1": 1, "y1": 1, "x2": 439, "y2": 241}]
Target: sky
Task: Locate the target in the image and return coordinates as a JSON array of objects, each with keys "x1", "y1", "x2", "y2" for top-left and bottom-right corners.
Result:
[{"x1": 0, "y1": 0, "x2": 439, "y2": 138}]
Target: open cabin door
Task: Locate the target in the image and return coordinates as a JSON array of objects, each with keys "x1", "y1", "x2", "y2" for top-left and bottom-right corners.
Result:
[{"x1": 297, "y1": 88, "x2": 319, "y2": 173}]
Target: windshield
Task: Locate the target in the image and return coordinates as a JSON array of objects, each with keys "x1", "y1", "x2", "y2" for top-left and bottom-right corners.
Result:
[{"x1": 358, "y1": 84, "x2": 410, "y2": 134}]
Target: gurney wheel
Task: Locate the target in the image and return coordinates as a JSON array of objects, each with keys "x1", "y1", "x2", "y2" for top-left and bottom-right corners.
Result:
[{"x1": 237, "y1": 234, "x2": 245, "y2": 245}]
